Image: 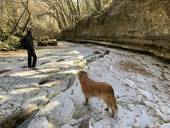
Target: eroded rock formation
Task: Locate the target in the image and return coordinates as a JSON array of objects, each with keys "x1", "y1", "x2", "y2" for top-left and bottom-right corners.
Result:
[{"x1": 62, "y1": 0, "x2": 170, "y2": 60}]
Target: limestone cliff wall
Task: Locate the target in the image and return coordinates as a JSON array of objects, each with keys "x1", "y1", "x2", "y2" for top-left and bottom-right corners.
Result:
[{"x1": 62, "y1": 0, "x2": 170, "y2": 60}]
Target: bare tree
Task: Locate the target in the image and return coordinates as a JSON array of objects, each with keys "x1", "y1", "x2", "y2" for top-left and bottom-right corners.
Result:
[
  {"x1": 0, "y1": 0, "x2": 4, "y2": 14},
  {"x1": 0, "y1": 0, "x2": 112, "y2": 38},
  {"x1": 94, "y1": 0, "x2": 102, "y2": 11},
  {"x1": 22, "y1": 0, "x2": 31, "y2": 32},
  {"x1": 10, "y1": 8, "x2": 26, "y2": 34}
]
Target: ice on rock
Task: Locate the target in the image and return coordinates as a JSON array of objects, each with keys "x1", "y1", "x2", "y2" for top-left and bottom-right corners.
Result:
[
  {"x1": 28, "y1": 117, "x2": 49, "y2": 128},
  {"x1": 127, "y1": 104, "x2": 135, "y2": 111},
  {"x1": 92, "y1": 118, "x2": 114, "y2": 128},
  {"x1": 143, "y1": 100, "x2": 156, "y2": 108},
  {"x1": 0, "y1": 42, "x2": 170, "y2": 128},
  {"x1": 156, "y1": 109, "x2": 170, "y2": 122},
  {"x1": 139, "y1": 89, "x2": 154, "y2": 101},
  {"x1": 133, "y1": 110, "x2": 152, "y2": 128},
  {"x1": 39, "y1": 96, "x2": 75, "y2": 126},
  {"x1": 160, "y1": 123, "x2": 170, "y2": 128},
  {"x1": 61, "y1": 123, "x2": 74, "y2": 128},
  {"x1": 123, "y1": 79, "x2": 137, "y2": 89},
  {"x1": 160, "y1": 105, "x2": 170, "y2": 115}
]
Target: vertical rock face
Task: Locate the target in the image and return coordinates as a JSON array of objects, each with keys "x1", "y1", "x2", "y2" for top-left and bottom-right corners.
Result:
[{"x1": 63, "y1": 0, "x2": 170, "y2": 60}]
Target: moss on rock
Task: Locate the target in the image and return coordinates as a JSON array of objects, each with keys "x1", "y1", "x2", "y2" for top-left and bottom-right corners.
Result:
[{"x1": 0, "y1": 36, "x2": 21, "y2": 51}]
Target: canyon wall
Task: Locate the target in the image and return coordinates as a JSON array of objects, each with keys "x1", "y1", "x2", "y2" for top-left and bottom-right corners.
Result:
[{"x1": 62, "y1": 0, "x2": 170, "y2": 60}]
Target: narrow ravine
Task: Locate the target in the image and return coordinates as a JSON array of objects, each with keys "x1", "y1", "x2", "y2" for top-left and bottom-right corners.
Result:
[{"x1": 0, "y1": 41, "x2": 169, "y2": 128}]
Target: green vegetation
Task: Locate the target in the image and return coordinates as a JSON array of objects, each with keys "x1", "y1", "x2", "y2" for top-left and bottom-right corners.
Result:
[
  {"x1": 0, "y1": 0, "x2": 112, "y2": 51},
  {"x1": 0, "y1": 36, "x2": 20, "y2": 51}
]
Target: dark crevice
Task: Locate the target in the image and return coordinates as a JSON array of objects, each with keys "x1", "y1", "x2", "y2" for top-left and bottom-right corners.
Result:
[
  {"x1": 1, "y1": 108, "x2": 39, "y2": 128},
  {"x1": 0, "y1": 69, "x2": 11, "y2": 74}
]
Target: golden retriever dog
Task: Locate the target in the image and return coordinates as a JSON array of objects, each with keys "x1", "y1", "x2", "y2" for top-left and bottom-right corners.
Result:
[{"x1": 78, "y1": 70, "x2": 118, "y2": 117}]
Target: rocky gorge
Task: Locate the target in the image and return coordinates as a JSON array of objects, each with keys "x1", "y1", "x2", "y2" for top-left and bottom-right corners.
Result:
[{"x1": 62, "y1": 0, "x2": 170, "y2": 61}]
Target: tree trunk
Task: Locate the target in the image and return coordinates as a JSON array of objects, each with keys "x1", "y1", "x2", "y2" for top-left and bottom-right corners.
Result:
[
  {"x1": 10, "y1": 9, "x2": 26, "y2": 35},
  {"x1": 22, "y1": 13, "x2": 30, "y2": 32},
  {"x1": 22, "y1": 0, "x2": 31, "y2": 32},
  {"x1": 0, "y1": 0, "x2": 3, "y2": 14}
]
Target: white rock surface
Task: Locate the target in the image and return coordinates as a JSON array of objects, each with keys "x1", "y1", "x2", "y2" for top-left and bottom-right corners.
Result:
[
  {"x1": 28, "y1": 117, "x2": 49, "y2": 128},
  {"x1": 0, "y1": 41, "x2": 170, "y2": 128},
  {"x1": 160, "y1": 123, "x2": 170, "y2": 128}
]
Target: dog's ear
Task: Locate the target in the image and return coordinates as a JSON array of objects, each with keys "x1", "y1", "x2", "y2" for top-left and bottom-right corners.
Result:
[
  {"x1": 78, "y1": 70, "x2": 88, "y2": 78},
  {"x1": 82, "y1": 71, "x2": 88, "y2": 77},
  {"x1": 78, "y1": 66, "x2": 88, "y2": 74},
  {"x1": 77, "y1": 69, "x2": 81, "y2": 74}
]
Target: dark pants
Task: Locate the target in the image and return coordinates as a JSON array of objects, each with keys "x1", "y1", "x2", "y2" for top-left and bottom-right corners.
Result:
[{"x1": 27, "y1": 50, "x2": 37, "y2": 68}]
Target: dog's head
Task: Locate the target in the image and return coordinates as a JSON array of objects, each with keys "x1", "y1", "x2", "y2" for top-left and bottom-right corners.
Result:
[{"x1": 78, "y1": 70, "x2": 88, "y2": 80}]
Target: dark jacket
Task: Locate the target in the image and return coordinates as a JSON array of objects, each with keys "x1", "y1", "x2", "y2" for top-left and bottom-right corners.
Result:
[{"x1": 22, "y1": 34, "x2": 34, "y2": 51}]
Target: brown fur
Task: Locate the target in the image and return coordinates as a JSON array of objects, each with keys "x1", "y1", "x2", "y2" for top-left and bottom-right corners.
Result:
[{"x1": 78, "y1": 71, "x2": 118, "y2": 117}]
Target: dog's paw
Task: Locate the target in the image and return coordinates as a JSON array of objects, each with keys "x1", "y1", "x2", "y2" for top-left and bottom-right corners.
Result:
[{"x1": 111, "y1": 112, "x2": 115, "y2": 118}]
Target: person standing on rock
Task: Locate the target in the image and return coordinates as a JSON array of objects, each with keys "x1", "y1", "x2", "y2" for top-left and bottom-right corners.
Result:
[{"x1": 21, "y1": 30, "x2": 37, "y2": 69}]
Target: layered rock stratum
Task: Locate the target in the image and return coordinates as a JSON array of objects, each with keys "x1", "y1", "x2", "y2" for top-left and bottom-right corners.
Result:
[{"x1": 63, "y1": 0, "x2": 170, "y2": 60}]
